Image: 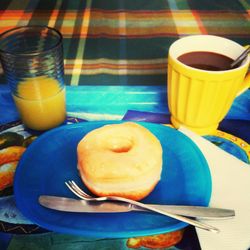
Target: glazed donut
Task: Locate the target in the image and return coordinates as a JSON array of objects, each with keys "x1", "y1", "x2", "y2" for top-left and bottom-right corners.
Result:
[{"x1": 77, "y1": 122, "x2": 163, "y2": 201}]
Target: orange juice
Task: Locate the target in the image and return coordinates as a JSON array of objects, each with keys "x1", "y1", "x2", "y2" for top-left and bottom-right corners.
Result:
[{"x1": 13, "y1": 76, "x2": 66, "y2": 130}]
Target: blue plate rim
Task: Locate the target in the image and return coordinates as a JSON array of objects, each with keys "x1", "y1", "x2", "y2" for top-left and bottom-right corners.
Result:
[{"x1": 14, "y1": 121, "x2": 212, "y2": 238}]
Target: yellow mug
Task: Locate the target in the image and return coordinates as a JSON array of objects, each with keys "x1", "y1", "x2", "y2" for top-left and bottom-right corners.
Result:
[{"x1": 167, "y1": 35, "x2": 250, "y2": 135}]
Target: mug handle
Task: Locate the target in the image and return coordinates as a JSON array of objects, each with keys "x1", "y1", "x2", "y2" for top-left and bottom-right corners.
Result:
[
  {"x1": 236, "y1": 45, "x2": 250, "y2": 96},
  {"x1": 236, "y1": 71, "x2": 250, "y2": 97}
]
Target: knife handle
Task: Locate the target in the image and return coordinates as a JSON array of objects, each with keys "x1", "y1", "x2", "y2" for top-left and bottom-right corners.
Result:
[
  {"x1": 131, "y1": 205, "x2": 235, "y2": 219},
  {"x1": 109, "y1": 196, "x2": 220, "y2": 233}
]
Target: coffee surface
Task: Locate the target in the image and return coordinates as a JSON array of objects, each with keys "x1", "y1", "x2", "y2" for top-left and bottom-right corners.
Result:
[{"x1": 177, "y1": 51, "x2": 234, "y2": 71}]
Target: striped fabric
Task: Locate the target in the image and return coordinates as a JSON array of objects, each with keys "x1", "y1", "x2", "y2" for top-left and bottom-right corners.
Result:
[{"x1": 0, "y1": 0, "x2": 249, "y2": 85}]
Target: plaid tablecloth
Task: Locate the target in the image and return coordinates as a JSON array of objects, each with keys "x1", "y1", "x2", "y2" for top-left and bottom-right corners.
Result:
[
  {"x1": 0, "y1": 1, "x2": 250, "y2": 250},
  {"x1": 0, "y1": 0, "x2": 250, "y2": 86}
]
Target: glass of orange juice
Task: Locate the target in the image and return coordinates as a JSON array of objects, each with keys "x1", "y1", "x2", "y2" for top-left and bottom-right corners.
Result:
[{"x1": 0, "y1": 26, "x2": 66, "y2": 131}]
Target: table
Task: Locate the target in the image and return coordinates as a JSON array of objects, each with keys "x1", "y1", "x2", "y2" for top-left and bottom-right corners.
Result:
[
  {"x1": 0, "y1": 87, "x2": 249, "y2": 250},
  {"x1": 0, "y1": 0, "x2": 250, "y2": 249},
  {"x1": 1, "y1": 0, "x2": 250, "y2": 87}
]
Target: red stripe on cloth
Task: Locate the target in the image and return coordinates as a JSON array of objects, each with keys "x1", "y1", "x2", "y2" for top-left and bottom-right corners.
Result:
[
  {"x1": 191, "y1": 10, "x2": 207, "y2": 34},
  {"x1": 0, "y1": 10, "x2": 25, "y2": 15}
]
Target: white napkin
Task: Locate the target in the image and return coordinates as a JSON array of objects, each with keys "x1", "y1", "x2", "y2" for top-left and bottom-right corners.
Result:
[{"x1": 179, "y1": 127, "x2": 250, "y2": 250}]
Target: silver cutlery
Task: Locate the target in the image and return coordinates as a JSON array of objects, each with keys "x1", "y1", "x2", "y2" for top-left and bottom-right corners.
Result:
[
  {"x1": 39, "y1": 195, "x2": 235, "y2": 219},
  {"x1": 230, "y1": 46, "x2": 250, "y2": 68},
  {"x1": 65, "y1": 180, "x2": 220, "y2": 233}
]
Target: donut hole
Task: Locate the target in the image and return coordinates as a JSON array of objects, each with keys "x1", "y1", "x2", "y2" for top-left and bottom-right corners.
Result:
[{"x1": 106, "y1": 136, "x2": 133, "y2": 153}]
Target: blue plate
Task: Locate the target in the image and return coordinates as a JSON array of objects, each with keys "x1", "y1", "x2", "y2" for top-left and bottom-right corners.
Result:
[{"x1": 14, "y1": 121, "x2": 211, "y2": 238}]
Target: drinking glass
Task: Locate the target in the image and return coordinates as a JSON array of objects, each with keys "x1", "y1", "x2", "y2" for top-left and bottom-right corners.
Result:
[{"x1": 0, "y1": 26, "x2": 66, "y2": 131}]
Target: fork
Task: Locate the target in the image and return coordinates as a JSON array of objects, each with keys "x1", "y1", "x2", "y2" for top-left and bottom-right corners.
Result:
[{"x1": 65, "y1": 180, "x2": 219, "y2": 233}]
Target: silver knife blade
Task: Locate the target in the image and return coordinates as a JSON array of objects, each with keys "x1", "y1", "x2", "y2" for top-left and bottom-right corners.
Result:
[
  {"x1": 39, "y1": 195, "x2": 235, "y2": 219},
  {"x1": 39, "y1": 195, "x2": 132, "y2": 213}
]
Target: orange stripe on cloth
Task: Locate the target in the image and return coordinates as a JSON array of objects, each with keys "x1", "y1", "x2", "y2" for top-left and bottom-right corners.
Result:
[
  {"x1": 0, "y1": 5, "x2": 31, "y2": 33},
  {"x1": 64, "y1": 68, "x2": 166, "y2": 75},
  {"x1": 61, "y1": 25, "x2": 178, "y2": 36},
  {"x1": 191, "y1": 10, "x2": 207, "y2": 34},
  {"x1": 65, "y1": 63, "x2": 167, "y2": 70},
  {"x1": 0, "y1": 10, "x2": 25, "y2": 16},
  {"x1": 47, "y1": 0, "x2": 65, "y2": 29}
]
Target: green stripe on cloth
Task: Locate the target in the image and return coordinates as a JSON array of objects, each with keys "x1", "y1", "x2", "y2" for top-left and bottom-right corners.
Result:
[
  {"x1": 187, "y1": 0, "x2": 248, "y2": 11},
  {"x1": 167, "y1": 0, "x2": 190, "y2": 9},
  {"x1": 80, "y1": 38, "x2": 175, "y2": 59},
  {"x1": 239, "y1": 0, "x2": 250, "y2": 9},
  {"x1": 64, "y1": 74, "x2": 167, "y2": 86},
  {"x1": 90, "y1": 0, "x2": 171, "y2": 11}
]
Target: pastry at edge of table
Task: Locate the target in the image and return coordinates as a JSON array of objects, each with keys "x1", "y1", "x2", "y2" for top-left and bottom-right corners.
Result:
[{"x1": 77, "y1": 122, "x2": 163, "y2": 201}]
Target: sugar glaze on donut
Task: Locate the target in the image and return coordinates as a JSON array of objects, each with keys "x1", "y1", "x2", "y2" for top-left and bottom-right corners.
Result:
[{"x1": 77, "y1": 122, "x2": 163, "y2": 200}]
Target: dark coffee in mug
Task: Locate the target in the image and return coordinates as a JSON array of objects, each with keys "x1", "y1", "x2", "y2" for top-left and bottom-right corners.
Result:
[{"x1": 177, "y1": 51, "x2": 234, "y2": 71}]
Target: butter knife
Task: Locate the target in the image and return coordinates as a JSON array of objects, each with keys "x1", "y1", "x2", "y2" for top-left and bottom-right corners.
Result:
[{"x1": 39, "y1": 195, "x2": 235, "y2": 219}]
